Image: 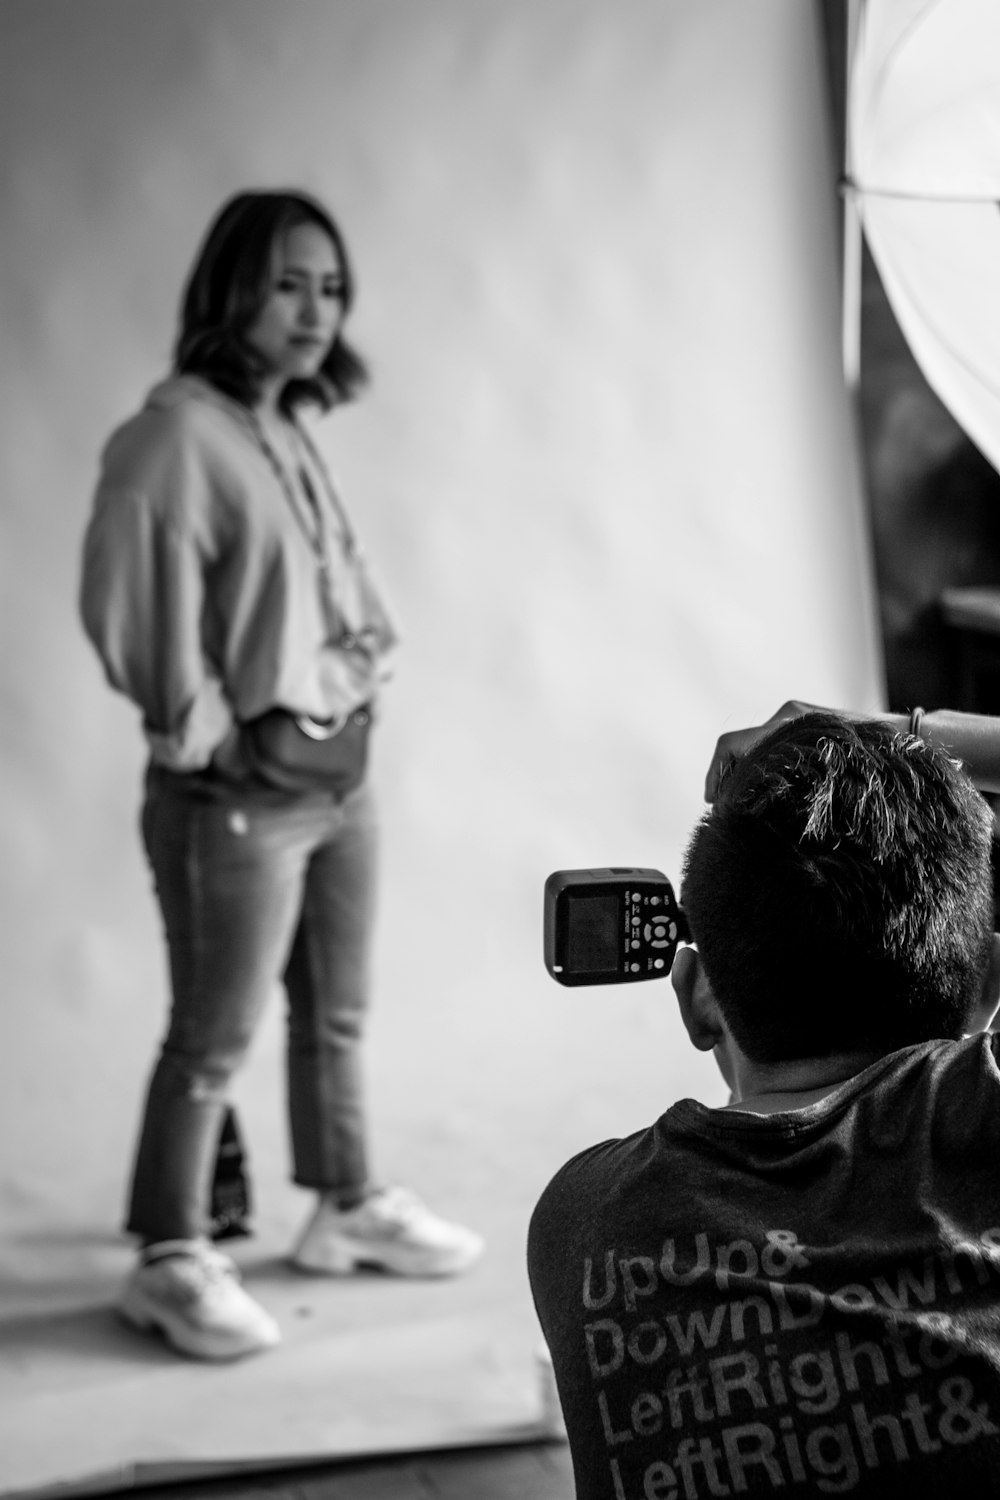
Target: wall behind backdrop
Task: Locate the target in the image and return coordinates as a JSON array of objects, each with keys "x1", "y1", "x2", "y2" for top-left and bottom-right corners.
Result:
[{"x1": 0, "y1": 0, "x2": 882, "y2": 1298}]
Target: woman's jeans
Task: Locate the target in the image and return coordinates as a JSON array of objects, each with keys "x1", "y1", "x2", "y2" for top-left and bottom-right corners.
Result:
[{"x1": 126, "y1": 763, "x2": 377, "y2": 1244}]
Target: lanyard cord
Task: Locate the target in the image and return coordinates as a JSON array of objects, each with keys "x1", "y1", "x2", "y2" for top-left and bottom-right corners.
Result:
[
  {"x1": 245, "y1": 410, "x2": 358, "y2": 574},
  {"x1": 236, "y1": 403, "x2": 394, "y2": 673},
  {"x1": 295, "y1": 422, "x2": 359, "y2": 560},
  {"x1": 245, "y1": 409, "x2": 365, "y2": 645}
]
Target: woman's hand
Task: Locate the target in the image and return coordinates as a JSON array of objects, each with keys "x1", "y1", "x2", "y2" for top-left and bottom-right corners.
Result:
[
  {"x1": 704, "y1": 700, "x2": 820, "y2": 803},
  {"x1": 211, "y1": 721, "x2": 247, "y2": 779}
]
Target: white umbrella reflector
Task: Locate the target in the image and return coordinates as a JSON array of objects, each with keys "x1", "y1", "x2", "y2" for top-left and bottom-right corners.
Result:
[{"x1": 847, "y1": 0, "x2": 1000, "y2": 473}]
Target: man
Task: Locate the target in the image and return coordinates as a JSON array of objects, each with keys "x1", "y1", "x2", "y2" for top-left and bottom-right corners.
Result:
[{"x1": 529, "y1": 710, "x2": 1000, "y2": 1498}]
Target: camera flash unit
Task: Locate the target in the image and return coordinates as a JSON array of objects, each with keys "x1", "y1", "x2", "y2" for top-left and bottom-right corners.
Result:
[{"x1": 544, "y1": 867, "x2": 690, "y2": 987}]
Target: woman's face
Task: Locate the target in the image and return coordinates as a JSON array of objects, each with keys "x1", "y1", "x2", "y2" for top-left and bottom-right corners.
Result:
[{"x1": 244, "y1": 221, "x2": 346, "y2": 386}]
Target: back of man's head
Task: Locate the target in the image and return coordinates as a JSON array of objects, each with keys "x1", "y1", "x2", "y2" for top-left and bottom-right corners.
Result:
[{"x1": 681, "y1": 712, "x2": 996, "y2": 1063}]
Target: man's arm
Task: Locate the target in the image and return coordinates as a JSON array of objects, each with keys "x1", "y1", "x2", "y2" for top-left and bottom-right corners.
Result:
[{"x1": 704, "y1": 700, "x2": 1000, "y2": 801}]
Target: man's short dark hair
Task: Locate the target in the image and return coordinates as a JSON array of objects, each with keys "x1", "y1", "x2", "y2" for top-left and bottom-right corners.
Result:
[{"x1": 681, "y1": 712, "x2": 995, "y2": 1063}]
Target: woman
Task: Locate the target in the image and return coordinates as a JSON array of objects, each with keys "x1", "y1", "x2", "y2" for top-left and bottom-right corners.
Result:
[{"x1": 80, "y1": 190, "x2": 482, "y2": 1362}]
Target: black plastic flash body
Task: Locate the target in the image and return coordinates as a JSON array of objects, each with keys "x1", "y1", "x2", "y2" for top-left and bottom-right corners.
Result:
[{"x1": 544, "y1": 867, "x2": 689, "y2": 986}]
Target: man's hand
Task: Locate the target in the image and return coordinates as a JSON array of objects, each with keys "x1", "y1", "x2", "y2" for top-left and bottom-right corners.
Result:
[{"x1": 704, "y1": 700, "x2": 821, "y2": 803}]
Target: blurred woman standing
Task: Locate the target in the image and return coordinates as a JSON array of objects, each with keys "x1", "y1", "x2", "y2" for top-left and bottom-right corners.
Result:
[{"x1": 80, "y1": 189, "x2": 482, "y2": 1362}]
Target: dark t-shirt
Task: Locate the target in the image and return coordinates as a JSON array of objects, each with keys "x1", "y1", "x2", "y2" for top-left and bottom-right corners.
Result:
[{"x1": 528, "y1": 1035, "x2": 1000, "y2": 1499}]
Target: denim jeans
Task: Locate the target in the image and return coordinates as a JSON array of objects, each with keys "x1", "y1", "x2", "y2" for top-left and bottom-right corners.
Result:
[{"x1": 126, "y1": 764, "x2": 378, "y2": 1243}]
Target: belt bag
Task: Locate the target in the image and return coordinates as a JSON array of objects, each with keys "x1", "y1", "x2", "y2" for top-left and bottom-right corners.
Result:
[{"x1": 241, "y1": 704, "x2": 372, "y2": 796}]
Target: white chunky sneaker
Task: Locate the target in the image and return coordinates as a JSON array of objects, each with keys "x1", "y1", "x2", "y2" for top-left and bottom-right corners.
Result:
[
  {"x1": 117, "y1": 1239, "x2": 281, "y2": 1360},
  {"x1": 290, "y1": 1186, "x2": 485, "y2": 1277}
]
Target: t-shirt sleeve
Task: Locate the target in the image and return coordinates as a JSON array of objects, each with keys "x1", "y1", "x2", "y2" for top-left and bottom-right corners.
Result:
[{"x1": 528, "y1": 1142, "x2": 619, "y2": 1345}]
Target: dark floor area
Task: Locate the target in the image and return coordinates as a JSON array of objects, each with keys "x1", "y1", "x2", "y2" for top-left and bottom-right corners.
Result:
[{"x1": 133, "y1": 1441, "x2": 574, "y2": 1500}]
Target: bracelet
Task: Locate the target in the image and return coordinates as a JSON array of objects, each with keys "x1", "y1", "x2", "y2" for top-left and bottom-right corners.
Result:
[{"x1": 909, "y1": 706, "x2": 925, "y2": 739}]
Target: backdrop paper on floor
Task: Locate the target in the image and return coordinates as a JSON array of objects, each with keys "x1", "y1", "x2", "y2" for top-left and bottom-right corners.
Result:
[{"x1": 0, "y1": 0, "x2": 881, "y2": 1480}]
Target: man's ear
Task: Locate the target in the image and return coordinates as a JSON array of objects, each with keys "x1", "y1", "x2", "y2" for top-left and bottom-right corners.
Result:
[
  {"x1": 969, "y1": 932, "x2": 1000, "y2": 1034},
  {"x1": 672, "y1": 947, "x2": 726, "y2": 1053}
]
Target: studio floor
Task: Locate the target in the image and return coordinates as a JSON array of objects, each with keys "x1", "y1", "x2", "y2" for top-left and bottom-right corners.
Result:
[
  {"x1": 0, "y1": 1230, "x2": 564, "y2": 1500},
  {"x1": 0, "y1": 926, "x2": 722, "y2": 1500},
  {"x1": 114, "y1": 1440, "x2": 574, "y2": 1500}
]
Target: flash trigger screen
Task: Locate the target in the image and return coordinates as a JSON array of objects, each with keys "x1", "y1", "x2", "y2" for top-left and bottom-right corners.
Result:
[{"x1": 565, "y1": 892, "x2": 618, "y2": 975}]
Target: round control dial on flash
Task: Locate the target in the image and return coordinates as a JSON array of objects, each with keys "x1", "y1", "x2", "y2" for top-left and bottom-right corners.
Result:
[{"x1": 643, "y1": 917, "x2": 677, "y2": 950}]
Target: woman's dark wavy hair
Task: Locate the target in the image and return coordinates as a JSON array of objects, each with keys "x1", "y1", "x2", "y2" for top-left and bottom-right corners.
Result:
[
  {"x1": 681, "y1": 712, "x2": 996, "y2": 1063},
  {"x1": 173, "y1": 190, "x2": 369, "y2": 414}
]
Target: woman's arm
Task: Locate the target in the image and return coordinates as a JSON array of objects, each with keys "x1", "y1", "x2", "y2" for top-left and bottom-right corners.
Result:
[{"x1": 80, "y1": 419, "x2": 235, "y2": 771}]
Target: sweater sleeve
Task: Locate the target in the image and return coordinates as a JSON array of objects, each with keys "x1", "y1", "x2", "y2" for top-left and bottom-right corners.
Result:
[{"x1": 80, "y1": 428, "x2": 235, "y2": 771}]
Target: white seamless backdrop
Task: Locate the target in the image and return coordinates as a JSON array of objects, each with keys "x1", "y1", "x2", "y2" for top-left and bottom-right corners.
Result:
[{"x1": 0, "y1": 0, "x2": 882, "y2": 1310}]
